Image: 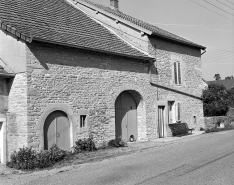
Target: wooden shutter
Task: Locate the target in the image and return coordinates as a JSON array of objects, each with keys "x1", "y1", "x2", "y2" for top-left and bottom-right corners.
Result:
[
  {"x1": 178, "y1": 62, "x2": 181, "y2": 84},
  {"x1": 174, "y1": 62, "x2": 177, "y2": 84},
  {"x1": 177, "y1": 103, "x2": 181, "y2": 121}
]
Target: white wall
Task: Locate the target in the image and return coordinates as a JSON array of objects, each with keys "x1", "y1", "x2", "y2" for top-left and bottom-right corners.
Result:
[
  {"x1": 73, "y1": 2, "x2": 149, "y2": 54},
  {"x1": 0, "y1": 29, "x2": 26, "y2": 73},
  {"x1": 0, "y1": 116, "x2": 6, "y2": 164}
]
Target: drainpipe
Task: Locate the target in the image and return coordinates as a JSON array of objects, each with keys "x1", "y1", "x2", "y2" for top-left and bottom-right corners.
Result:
[{"x1": 148, "y1": 59, "x2": 159, "y2": 101}]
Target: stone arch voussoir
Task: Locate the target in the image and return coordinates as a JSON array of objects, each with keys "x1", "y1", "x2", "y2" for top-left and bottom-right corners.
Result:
[{"x1": 35, "y1": 104, "x2": 77, "y2": 150}]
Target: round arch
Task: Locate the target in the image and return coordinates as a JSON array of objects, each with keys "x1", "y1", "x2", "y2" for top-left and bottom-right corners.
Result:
[
  {"x1": 35, "y1": 104, "x2": 77, "y2": 150},
  {"x1": 111, "y1": 85, "x2": 147, "y2": 141}
]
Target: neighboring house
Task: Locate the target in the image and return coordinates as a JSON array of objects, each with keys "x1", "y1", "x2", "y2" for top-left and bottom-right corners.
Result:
[
  {"x1": 207, "y1": 79, "x2": 234, "y2": 90},
  {"x1": 0, "y1": 0, "x2": 205, "y2": 163}
]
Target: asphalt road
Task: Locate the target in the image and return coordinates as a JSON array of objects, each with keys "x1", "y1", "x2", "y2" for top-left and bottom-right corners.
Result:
[{"x1": 20, "y1": 131, "x2": 234, "y2": 185}]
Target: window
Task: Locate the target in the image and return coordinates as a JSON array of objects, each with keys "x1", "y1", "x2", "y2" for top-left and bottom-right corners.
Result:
[
  {"x1": 168, "y1": 101, "x2": 181, "y2": 123},
  {"x1": 177, "y1": 102, "x2": 181, "y2": 121},
  {"x1": 174, "y1": 61, "x2": 182, "y2": 85},
  {"x1": 80, "y1": 115, "x2": 86, "y2": 128}
]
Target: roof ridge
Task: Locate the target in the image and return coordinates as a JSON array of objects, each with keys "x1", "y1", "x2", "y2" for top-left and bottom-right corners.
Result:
[
  {"x1": 0, "y1": 19, "x2": 32, "y2": 43},
  {"x1": 73, "y1": 0, "x2": 205, "y2": 49}
]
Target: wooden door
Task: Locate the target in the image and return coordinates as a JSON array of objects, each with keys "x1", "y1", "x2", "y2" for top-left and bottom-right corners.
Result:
[
  {"x1": 0, "y1": 122, "x2": 2, "y2": 163},
  {"x1": 44, "y1": 111, "x2": 70, "y2": 150},
  {"x1": 158, "y1": 106, "x2": 165, "y2": 138},
  {"x1": 115, "y1": 92, "x2": 137, "y2": 142}
]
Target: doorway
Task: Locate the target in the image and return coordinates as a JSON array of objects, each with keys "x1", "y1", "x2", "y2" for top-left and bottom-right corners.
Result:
[
  {"x1": 0, "y1": 122, "x2": 2, "y2": 163},
  {"x1": 158, "y1": 106, "x2": 166, "y2": 138},
  {"x1": 44, "y1": 111, "x2": 70, "y2": 150},
  {"x1": 115, "y1": 92, "x2": 137, "y2": 142}
]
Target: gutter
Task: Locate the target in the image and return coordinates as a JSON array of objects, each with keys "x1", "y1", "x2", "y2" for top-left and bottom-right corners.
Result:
[
  {"x1": 201, "y1": 49, "x2": 206, "y2": 55},
  {"x1": 151, "y1": 33, "x2": 206, "y2": 50},
  {"x1": 0, "y1": 73, "x2": 15, "y2": 78}
]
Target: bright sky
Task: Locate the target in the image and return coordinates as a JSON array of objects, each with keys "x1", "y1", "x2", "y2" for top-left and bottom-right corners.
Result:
[{"x1": 88, "y1": 0, "x2": 234, "y2": 81}]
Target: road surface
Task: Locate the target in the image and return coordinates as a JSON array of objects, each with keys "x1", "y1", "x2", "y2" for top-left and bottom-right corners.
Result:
[{"x1": 3, "y1": 130, "x2": 234, "y2": 185}]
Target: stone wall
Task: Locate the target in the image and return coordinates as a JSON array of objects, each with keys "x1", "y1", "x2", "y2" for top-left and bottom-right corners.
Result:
[
  {"x1": 148, "y1": 36, "x2": 204, "y2": 133},
  {"x1": 26, "y1": 41, "x2": 153, "y2": 148},
  {"x1": 7, "y1": 73, "x2": 28, "y2": 156},
  {"x1": 23, "y1": 40, "x2": 204, "y2": 150},
  {"x1": 204, "y1": 116, "x2": 234, "y2": 129}
]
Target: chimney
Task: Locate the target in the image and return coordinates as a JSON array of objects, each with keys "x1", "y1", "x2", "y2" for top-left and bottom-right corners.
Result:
[{"x1": 110, "y1": 0, "x2": 119, "y2": 10}]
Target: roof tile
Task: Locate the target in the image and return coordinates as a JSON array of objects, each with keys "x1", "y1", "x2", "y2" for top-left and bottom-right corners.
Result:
[
  {"x1": 0, "y1": 0, "x2": 152, "y2": 60},
  {"x1": 74, "y1": 0, "x2": 205, "y2": 49}
]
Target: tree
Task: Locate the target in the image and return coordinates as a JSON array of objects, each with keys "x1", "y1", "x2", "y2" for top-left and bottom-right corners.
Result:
[
  {"x1": 214, "y1": 74, "x2": 221, "y2": 81},
  {"x1": 225, "y1": 76, "x2": 234, "y2": 80},
  {"x1": 202, "y1": 83, "x2": 229, "y2": 116},
  {"x1": 226, "y1": 87, "x2": 234, "y2": 108}
]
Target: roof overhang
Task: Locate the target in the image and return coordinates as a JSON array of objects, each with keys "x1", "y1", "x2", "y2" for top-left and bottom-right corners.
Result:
[
  {"x1": 33, "y1": 37, "x2": 154, "y2": 62},
  {"x1": 72, "y1": 0, "x2": 153, "y2": 35},
  {"x1": 72, "y1": 0, "x2": 206, "y2": 50},
  {"x1": 0, "y1": 20, "x2": 33, "y2": 43},
  {"x1": 151, "y1": 32, "x2": 206, "y2": 50}
]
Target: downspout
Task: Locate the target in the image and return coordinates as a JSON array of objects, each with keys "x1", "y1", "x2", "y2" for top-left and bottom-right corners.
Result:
[{"x1": 148, "y1": 59, "x2": 159, "y2": 101}]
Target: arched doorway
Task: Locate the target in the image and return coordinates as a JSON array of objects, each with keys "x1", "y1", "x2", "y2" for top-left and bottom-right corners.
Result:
[
  {"x1": 115, "y1": 91, "x2": 137, "y2": 142},
  {"x1": 44, "y1": 111, "x2": 70, "y2": 150}
]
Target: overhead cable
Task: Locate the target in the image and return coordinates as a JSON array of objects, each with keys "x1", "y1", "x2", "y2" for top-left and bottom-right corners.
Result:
[
  {"x1": 203, "y1": 0, "x2": 234, "y2": 16},
  {"x1": 217, "y1": 0, "x2": 234, "y2": 11},
  {"x1": 188, "y1": 0, "x2": 234, "y2": 21}
]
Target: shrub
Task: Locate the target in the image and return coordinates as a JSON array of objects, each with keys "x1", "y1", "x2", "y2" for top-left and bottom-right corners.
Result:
[
  {"x1": 108, "y1": 139, "x2": 128, "y2": 148},
  {"x1": 7, "y1": 144, "x2": 69, "y2": 170},
  {"x1": 200, "y1": 127, "x2": 205, "y2": 131},
  {"x1": 7, "y1": 147, "x2": 37, "y2": 170},
  {"x1": 205, "y1": 124, "x2": 234, "y2": 133},
  {"x1": 74, "y1": 137, "x2": 97, "y2": 153}
]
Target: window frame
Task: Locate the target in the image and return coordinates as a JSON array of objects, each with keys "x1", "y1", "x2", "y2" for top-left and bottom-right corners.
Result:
[
  {"x1": 78, "y1": 109, "x2": 89, "y2": 130},
  {"x1": 171, "y1": 55, "x2": 183, "y2": 86}
]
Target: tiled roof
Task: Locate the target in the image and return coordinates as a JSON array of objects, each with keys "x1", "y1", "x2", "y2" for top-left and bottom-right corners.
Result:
[
  {"x1": 0, "y1": 0, "x2": 152, "y2": 60},
  {"x1": 72, "y1": 0, "x2": 206, "y2": 49},
  {"x1": 207, "y1": 79, "x2": 234, "y2": 90}
]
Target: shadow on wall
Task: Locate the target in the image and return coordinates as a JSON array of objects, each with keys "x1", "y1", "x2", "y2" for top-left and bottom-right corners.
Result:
[
  {"x1": 149, "y1": 36, "x2": 201, "y2": 58},
  {"x1": 27, "y1": 41, "x2": 151, "y2": 74},
  {"x1": 0, "y1": 78, "x2": 13, "y2": 113}
]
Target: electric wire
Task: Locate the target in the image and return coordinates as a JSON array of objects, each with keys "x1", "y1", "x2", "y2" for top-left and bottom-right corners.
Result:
[
  {"x1": 226, "y1": 0, "x2": 234, "y2": 6},
  {"x1": 202, "y1": 53, "x2": 234, "y2": 61},
  {"x1": 188, "y1": 0, "x2": 234, "y2": 21},
  {"x1": 216, "y1": 0, "x2": 234, "y2": 11},
  {"x1": 202, "y1": 55, "x2": 234, "y2": 63},
  {"x1": 206, "y1": 47, "x2": 234, "y2": 52},
  {"x1": 203, "y1": 0, "x2": 234, "y2": 16},
  {"x1": 202, "y1": 51, "x2": 234, "y2": 60}
]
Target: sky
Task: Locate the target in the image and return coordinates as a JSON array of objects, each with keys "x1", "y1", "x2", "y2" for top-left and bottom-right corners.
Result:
[{"x1": 88, "y1": 0, "x2": 234, "y2": 81}]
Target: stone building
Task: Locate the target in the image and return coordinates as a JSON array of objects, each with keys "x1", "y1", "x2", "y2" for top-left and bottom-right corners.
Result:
[{"x1": 0, "y1": 0, "x2": 205, "y2": 163}]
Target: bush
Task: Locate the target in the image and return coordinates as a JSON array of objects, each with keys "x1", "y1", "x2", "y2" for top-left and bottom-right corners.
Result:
[
  {"x1": 108, "y1": 139, "x2": 128, "y2": 148},
  {"x1": 74, "y1": 137, "x2": 97, "y2": 153},
  {"x1": 205, "y1": 124, "x2": 234, "y2": 133},
  {"x1": 7, "y1": 144, "x2": 69, "y2": 170},
  {"x1": 202, "y1": 83, "x2": 229, "y2": 117}
]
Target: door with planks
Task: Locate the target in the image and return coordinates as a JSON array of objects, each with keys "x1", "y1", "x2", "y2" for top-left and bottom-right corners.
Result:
[
  {"x1": 158, "y1": 106, "x2": 165, "y2": 138},
  {"x1": 0, "y1": 122, "x2": 2, "y2": 163},
  {"x1": 115, "y1": 92, "x2": 137, "y2": 142},
  {"x1": 44, "y1": 111, "x2": 70, "y2": 150}
]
